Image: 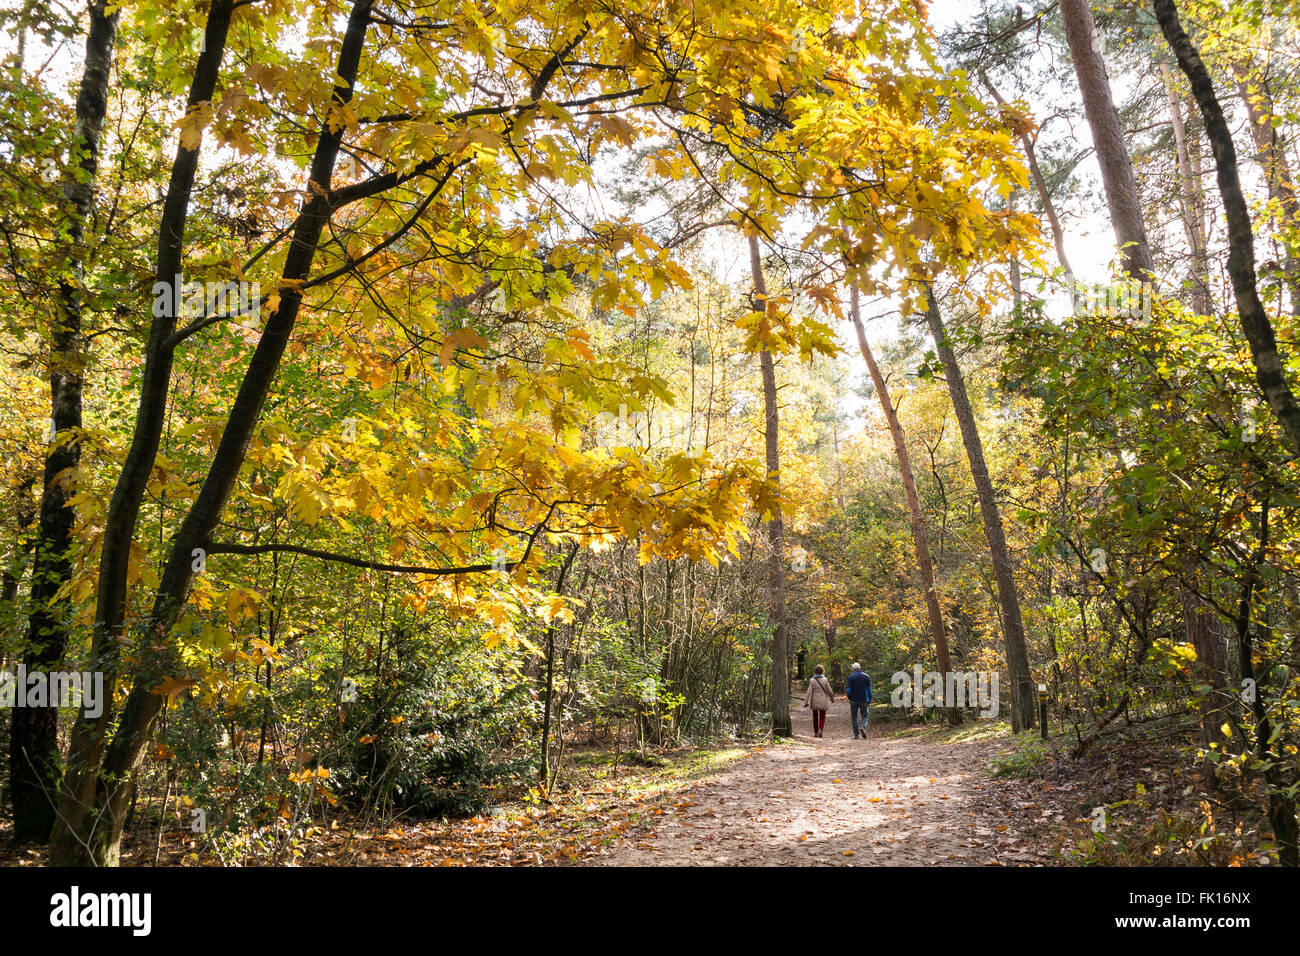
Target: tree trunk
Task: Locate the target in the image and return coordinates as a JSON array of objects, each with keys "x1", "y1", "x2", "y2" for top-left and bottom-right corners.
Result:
[
  {"x1": 1157, "y1": 68, "x2": 1232, "y2": 779},
  {"x1": 1234, "y1": 63, "x2": 1300, "y2": 316},
  {"x1": 1, "y1": 478, "x2": 36, "y2": 665},
  {"x1": 540, "y1": 544, "x2": 578, "y2": 789},
  {"x1": 1160, "y1": 62, "x2": 1213, "y2": 314},
  {"x1": 9, "y1": 1, "x2": 119, "y2": 844},
  {"x1": 847, "y1": 282, "x2": 955, "y2": 706},
  {"x1": 49, "y1": 0, "x2": 374, "y2": 865},
  {"x1": 921, "y1": 285, "x2": 1035, "y2": 731},
  {"x1": 1059, "y1": 0, "x2": 1154, "y2": 278},
  {"x1": 748, "y1": 234, "x2": 791, "y2": 737},
  {"x1": 982, "y1": 75, "x2": 1074, "y2": 278},
  {"x1": 1154, "y1": 0, "x2": 1300, "y2": 457},
  {"x1": 1182, "y1": 561, "x2": 1230, "y2": 774},
  {"x1": 831, "y1": 418, "x2": 844, "y2": 511},
  {"x1": 1187, "y1": 91, "x2": 1210, "y2": 271},
  {"x1": 1233, "y1": 498, "x2": 1298, "y2": 865},
  {"x1": 1065, "y1": 2, "x2": 1232, "y2": 760}
]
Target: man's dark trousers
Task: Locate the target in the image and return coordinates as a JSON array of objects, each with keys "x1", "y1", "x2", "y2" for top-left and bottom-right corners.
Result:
[{"x1": 851, "y1": 701, "x2": 868, "y2": 737}]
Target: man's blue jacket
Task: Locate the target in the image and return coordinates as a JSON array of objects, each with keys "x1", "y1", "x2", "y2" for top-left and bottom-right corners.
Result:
[{"x1": 845, "y1": 670, "x2": 872, "y2": 703}]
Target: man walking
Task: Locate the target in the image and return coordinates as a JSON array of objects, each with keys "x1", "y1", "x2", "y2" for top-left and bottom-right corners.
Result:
[{"x1": 846, "y1": 663, "x2": 872, "y2": 739}]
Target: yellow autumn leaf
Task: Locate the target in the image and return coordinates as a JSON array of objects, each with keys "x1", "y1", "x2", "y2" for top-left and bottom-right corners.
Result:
[
  {"x1": 225, "y1": 588, "x2": 258, "y2": 622},
  {"x1": 151, "y1": 675, "x2": 196, "y2": 705},
  {"x1": 539, "y1": 595, "x2": 574, "y2": 625},
  {"x1": 439, "y1": 328, "x2": 490, "y2": 367},
  {"x1": 177, "y1": 103, "x2": 211, "y2": 151}
]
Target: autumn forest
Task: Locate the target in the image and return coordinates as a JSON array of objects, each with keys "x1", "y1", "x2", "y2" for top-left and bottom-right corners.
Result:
[{"x1": 0, "y1": 0, "x2": 1297, "y2": 886}]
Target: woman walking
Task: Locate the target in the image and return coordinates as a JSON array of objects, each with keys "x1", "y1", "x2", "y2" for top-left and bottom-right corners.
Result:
[{"x1": 803, "y1": 664, "x2": 834, "y2": 737}]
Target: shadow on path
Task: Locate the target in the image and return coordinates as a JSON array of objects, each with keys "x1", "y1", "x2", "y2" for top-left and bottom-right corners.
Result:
[{"x1": 591, "y1": 698, "x2": 1051, "y2": 866}]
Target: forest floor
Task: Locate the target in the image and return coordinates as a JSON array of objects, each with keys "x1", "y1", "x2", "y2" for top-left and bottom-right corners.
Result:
[
  {"x1": 590, "y1": 698, "x2": 1056, "y2": 866},
  {"x1": 0, "y1": 739, "x2": 763, "y2": 867},
  {"x1": 3, "y1": 696, "x2": 1202, "y2": 866}
]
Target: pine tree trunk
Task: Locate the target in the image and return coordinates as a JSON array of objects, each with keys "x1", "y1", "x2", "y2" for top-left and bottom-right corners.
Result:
[
  {"x1": 748, "y1": 234, "x2": 791, "y2": 737},
  {"x1": 9, "y1": 1, "x2": 119, "y2": 844},
  {"x1": 921, "y1": 286, "x2": 1035, "y2": 731},
  {"x1": 1059, "y1": 0, "x2": 1154, "y2": 278},
  {"x1": 832, "y1": 419, "x2": 844, "y2": 511},
  {"x1": 847, "y1": 282, "x2": 955, "y2": 714}
]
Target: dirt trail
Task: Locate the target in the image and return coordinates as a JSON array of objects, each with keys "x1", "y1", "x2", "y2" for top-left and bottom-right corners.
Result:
[{"x1": 593, "y1": 698, "x2": 1051, "y2": 866}]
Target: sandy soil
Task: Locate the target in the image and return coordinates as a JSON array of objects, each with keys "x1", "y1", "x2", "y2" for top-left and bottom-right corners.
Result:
[{"x1": 591, "y1": 698, "x2": 1052, "y2": 866}]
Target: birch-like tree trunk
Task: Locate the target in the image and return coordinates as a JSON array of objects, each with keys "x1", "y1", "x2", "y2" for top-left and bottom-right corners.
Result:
[
  {"x1": 1234, "y1": 62, "x2": 1300, "y2": 316},
  {"x1": 1160, "y1": 62, "x2": 1213, "y2": 314}
]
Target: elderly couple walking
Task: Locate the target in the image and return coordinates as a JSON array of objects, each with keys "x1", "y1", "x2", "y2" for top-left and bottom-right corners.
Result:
[{"x1": 803, "y1": 663, "x2": 872, "y2": 739}]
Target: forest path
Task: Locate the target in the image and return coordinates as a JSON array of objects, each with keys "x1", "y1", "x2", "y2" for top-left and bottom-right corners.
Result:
[{"x1": 592, "y1": 697, "x2": 1052, "y2": 866}]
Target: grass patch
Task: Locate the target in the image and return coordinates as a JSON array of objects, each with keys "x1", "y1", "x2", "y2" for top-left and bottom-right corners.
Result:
[
  {"x1": 878, "y1": 717, "x2": 1014, "y2": 745},
  {"x1": 548, "y1": 742, "x2": 754, "y2": 805},
  {"x1": 989, "y1": 736, "x2": 1055, "y2": 778},
  {"x1": 602, "y1": 746, "x2": 751, "y2": 799}
]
